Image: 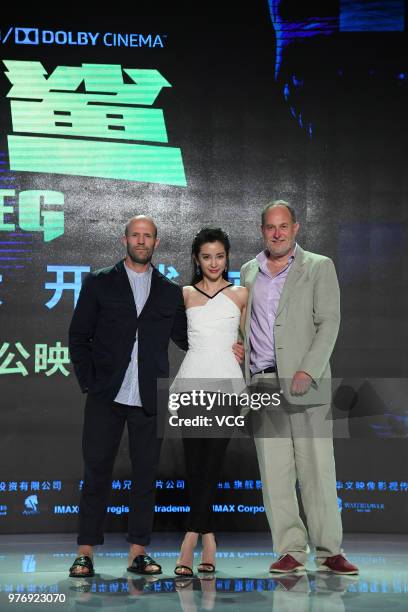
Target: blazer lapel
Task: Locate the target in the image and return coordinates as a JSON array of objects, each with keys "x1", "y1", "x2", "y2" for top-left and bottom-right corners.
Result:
[
  {"x1": 245, "y1": 260, "x2": 260, "y2": 340},
  {"x1": 138, "y1": 265, "x2": 161, "y2": 320},
  {"x1": 113, "y1": 260, "x2": 137, "y2": 310}
]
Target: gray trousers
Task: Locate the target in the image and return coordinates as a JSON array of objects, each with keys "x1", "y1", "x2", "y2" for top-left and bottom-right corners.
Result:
[{"x1": 251, "y1": 372, "x2": 343, "y2": 564}]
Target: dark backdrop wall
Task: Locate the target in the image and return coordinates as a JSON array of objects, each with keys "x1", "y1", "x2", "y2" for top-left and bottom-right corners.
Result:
[{"x1": 1, "y1": 3, "x2": 407, "y2": 534}]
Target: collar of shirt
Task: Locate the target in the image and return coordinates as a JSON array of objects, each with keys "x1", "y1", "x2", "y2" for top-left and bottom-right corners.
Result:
[
  {"x1": 256, "y1": 243, "x2": 297, "y2": 278},
  {"x1": 124, "y1": 262, "x2": 153, "y2": 281}
]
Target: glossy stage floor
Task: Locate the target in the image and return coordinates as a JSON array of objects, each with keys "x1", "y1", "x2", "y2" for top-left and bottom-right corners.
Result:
[{"x1": 0, "y1": 532, "x2": 407, "y2": 611}]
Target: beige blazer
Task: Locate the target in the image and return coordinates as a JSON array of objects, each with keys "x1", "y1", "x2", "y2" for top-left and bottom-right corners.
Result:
[{"x1": 240, "y1": 245, "x2": 340, "y2": 405}]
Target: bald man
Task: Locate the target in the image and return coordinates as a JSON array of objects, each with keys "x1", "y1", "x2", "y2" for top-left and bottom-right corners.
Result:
[{"x1": 68, "y1": 216, "x2": 188, "y2": 577}]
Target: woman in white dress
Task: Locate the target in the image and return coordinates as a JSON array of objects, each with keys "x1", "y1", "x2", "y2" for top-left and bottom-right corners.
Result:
[{"x1": 173, "y1": 227, "x2": 248, "y2": 577}]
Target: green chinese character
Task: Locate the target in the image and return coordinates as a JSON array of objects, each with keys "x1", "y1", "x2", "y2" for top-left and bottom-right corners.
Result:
[
  {"x1": 35, "y1": 341, "x2": 70, "y2": 376},
  {"x1": 0, "y1": 342, "x2": 30, "y2": 376},
  {"x1": 4, "y1": 61, "x2": 186, "y2": 186}
]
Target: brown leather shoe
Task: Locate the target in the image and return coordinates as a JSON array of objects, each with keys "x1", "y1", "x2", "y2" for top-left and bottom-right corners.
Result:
[
  {"x1": 317, "y1": 554, "x2": 359, "y2": 575},
  {"x1": 269, "y1": 554, "x2": 305, "y2": 573}
]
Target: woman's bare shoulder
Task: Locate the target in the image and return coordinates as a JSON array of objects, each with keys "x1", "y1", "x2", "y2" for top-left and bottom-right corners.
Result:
[
  {"x1": 228, "y1": 284, "x2": 248, "y2": 296},
  {"x1": 183, "y1": 285, "x2": 195, "y2": 294}
]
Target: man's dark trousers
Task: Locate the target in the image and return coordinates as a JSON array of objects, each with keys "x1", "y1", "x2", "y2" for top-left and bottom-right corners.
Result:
[{"x1": 77, "y1": 397, "x2": 162, "y2": 546}]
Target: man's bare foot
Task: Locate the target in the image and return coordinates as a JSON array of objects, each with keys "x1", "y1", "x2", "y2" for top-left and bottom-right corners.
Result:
[
  {"x1": 128, "y1": 544, "x2": 161, "y2": 574},
  {"x1": 175, "y1": 531, "x2": 199, "y2": 576}
]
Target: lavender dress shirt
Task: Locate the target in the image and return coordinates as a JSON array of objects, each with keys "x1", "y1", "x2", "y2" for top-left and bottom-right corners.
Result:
[{"x1": 249, "y1": 248, "x2": 295, "y2": 374}]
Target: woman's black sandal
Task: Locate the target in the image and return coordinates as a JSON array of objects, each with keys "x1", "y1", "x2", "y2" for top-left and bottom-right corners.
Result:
[
  {"x1": 174, "y1": 564, "x2": 194, "y2": 577},
  {"x1": 197, "y1": 562, "x2": 216, "y2": 573}
]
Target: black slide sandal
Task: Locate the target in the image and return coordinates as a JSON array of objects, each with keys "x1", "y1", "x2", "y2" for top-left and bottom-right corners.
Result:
[
  {"x1": 69, "y1": 555, "x2": 95, "y2": 578},
  {"x1": 127, "y1": 554, "x2": 162, "y2": 575}
]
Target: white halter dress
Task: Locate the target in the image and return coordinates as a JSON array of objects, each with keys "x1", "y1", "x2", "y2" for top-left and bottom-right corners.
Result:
[{"x1": 172, "y1": 287, "x2": 245, "y2": 395}]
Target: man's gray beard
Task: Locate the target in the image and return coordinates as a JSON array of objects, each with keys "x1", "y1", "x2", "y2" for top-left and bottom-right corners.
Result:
[{"x1": 268, "y1": 240, "x2": 295, "y2": 258}]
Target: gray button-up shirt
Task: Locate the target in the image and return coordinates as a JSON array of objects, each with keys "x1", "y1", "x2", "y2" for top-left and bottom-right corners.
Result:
[{"x1": 114, "y1": 263, "x2": 152, "y2": 406}]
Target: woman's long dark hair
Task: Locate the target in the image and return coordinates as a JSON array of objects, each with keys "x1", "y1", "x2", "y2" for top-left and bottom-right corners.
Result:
[{"x1": 190, "y1": 227, "x2": 230, "y2": 285}]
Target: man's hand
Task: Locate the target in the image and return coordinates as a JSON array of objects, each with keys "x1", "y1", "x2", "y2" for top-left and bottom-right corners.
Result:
[
  {"x1": 232, "y1": 341, "x2": 245, "y2": 364},
  {"x1": 290, "y1": 371, "x2": 312, "y2": 396}
]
